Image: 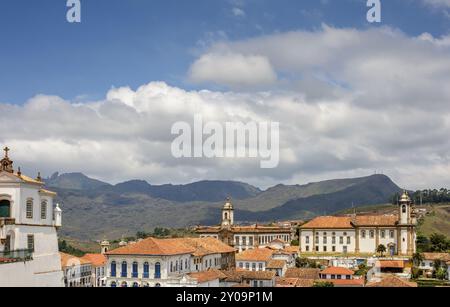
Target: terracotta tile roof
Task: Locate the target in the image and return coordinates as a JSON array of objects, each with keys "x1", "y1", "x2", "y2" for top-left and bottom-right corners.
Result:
[
  {"x1": 221, "y1": 270, "x2": 244, "y2": 283},
  {"x1": 81, "y1": 254, "x2": 107, "y2": 267},
  {"x1": 320, "y1": 267, "x2": 355, "y2": 275},
  {"x1": 106, "y1": 237, "x2": 234, "y2": 257},
  {"x1": 296, "y1": 279, "x2": 316, "y2": 287},
  {"x1": 188, "y1": 270, "x2": 222, "y2": 283},
  {"x1": 266, "y1": 260, "x2": 287, "y2": 269},
  {"x1": 240, "y1": 270, "x2": 276, "y2": 281},
  {"x1": 275, "y1": 277, "x2": 299, "y2": 287},
  {"x1": 422, "y1": 253, "x2": 450, "y2": 262},
  {"x1": 231, "y1": 283, "x2": 251, "y2": 288},
  {"x1": 60, "y1": 252, "x2": 91, "y2": 268},
  {"x1": 354, "y1": 215, "x2": 398, "y2": 226},
  {"x1": 196, "y1": 225, "x2": 291, "y2": 234},
  {"x1": 236, "y1": 248, "x2": 274, "y2": 262},
  {"x1": 283, "y1": 246, "x2": 299, "y2": 253},
  {"x1": 366, "y1": 275, "x2": 418, "y2": 287},
  {"x1": 378, "y1": 260, "x2": 405, "y2": 269},
  {"x1": 285, "y1": 268, "x2": 320, "y2": 279},
  {"x1": 301, "y1": 216, "x2": 353, "y2": 229}
]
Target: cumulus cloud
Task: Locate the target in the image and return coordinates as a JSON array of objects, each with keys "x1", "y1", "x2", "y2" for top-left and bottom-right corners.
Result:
[
  {"x1": 232, "y1": 7, "x2": 246, "y2": 17},
  {"x1": 189, "y1": 53, "x2": 277, "y2": 88},
  {"x1": 1, "y1": 26, "x2": 450, "y2": 190}
]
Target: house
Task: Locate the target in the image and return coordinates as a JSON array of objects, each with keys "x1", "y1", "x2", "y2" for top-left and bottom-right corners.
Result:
[
  {"x1": 81, "y1": 253, "x2": 107, "y2": 287},
  {"x1": 299, "y1": 191, "x2": 417, "y2": 256},
  {"x1": 236, "y1": 248, "x2": 275, "y2": 272},
  {"x1": 105, "y1": 237, "x2": 235, "y2": 287},
  {"x1": 418, "y1": 253, "x2": 450, "y2": 277},
  {"x1": 0, "y1": 147, "x2": 63, "y2": 287},
  {"x1": 196, "y1": 199, "x2": 292, "y2": 252},
  {"x1": 187, "y1": 270, "x2": 222, "y2": 287},
  {"x1": 319, "y1": 267, "x2": 365, "y2": 287},
  {"x1": 239, "y1": 270, "x2": 276, "y2": 287},
  {"x1": 266, "y1": 260, "x2": 288, "y2": 277},
  {"x1": 60, "y1": 252, "x2": 93, "y2": 287},
  {"x1": 366, "y1": 275, "x2": 418, "y2": 287}
]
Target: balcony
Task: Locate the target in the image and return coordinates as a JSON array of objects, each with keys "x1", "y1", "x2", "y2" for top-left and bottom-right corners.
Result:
[{"x1": 0, "y1": 249, "x2": 33, "y2": 264}]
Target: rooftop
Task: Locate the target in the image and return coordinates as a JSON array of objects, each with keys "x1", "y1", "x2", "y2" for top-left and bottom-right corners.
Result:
[
  {"x1": 422, "y1": 253, "x2": 450, "y2": 262},
  {"x1": 366, "y1": 275, "x2": 418, "y2": 287},
  {"x1": 235, "y1": 248, "x2": 274, "y2": 262},
  {"x1": 266, "y1": 260, "x2": 287, "y2": 269},
  {"x1": 320, "y1": 267, "x2": 355, "y2": 276},
  {"x1": 60, "y1": 252, "x2": 91, "y2": 268},
  {"x1": 81, "y1": 254, "x2": 107, "y2": 267},
  {"x1": 285, "y1": 268, "x2": 320, "y2": 279},
  {"x1": 301, "y1": 214, "x2": 398, "y2": 229}
]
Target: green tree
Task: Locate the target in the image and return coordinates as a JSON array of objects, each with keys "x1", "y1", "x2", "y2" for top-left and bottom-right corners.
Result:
[
  {"x1": 416, "y1": 235, "x2": 430, "y2": 252},
  {"x1": 435, "y1": 267, "x2": 447, "y2": 280},
  {"x1": 430, "y1": 233, "x2": 450, "y2": 252},
  {"x1": 412, "y1": 252, "x2": 424, "y2": 267},
  {"x1": 376, "y1": 244, "x2": 387, "y2": 257}
]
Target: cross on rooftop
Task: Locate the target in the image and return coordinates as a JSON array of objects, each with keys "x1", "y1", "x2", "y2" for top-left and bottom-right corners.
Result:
[{"x1": 3, "y1": 147, "x2": 9, "y2": 158}]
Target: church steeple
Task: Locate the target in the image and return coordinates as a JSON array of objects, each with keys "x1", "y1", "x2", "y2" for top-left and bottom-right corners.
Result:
[
  {"x1": 1, "y1": 147, "x2": 14, "y2": 173},
  {"x1": 221, "y1": 197, "x2": 234, "y2": 228}
]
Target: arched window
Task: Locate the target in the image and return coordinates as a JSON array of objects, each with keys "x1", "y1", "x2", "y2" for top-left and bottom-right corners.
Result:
[
  {"x1": 111, "y1": 281, "x2": 117, "y2": 288},
  {"x1": 40, "y1": 201, "x2": 47, "y2": 219},
  {"x1": 402, "y1": 205, "x2": 407, "y2": 214},
  {"x1": 155, "y1": 283, "x2": 161, "y2": 287},
  {"x1": 121, "y1": 281, "x2": 128, "y2": 288},
  {"x1": 170, "y1": 261, "x2": 173, "y2": 272},
  {"x1": 361, "y1": 230, "x2": 366, "y2": 239},
  {"x1": 133, "y1": 282, "x2": 139, "y2": 288},
  {"x1": 155, "y1": 262, "x2": 161, "y2": 279},
  {"x1": 370, "y1": 230, "x2": 375, "y2": 238},
  {"x1": 26, "y1": 199, "x2": 33, "y2": 219},
  {"x1": 132, "y1": 261, "x2": 139, "y2": 278},
  {"x1": 224, "y1": 212, "x2": 228, "y2": 220},
  {"x1": 110, "y1": 261, "x2": 116, "y2": 277},
  {"x1": 0, "y1": 199, "x2": 11, "y2": 218},
  {"x1": 121, "y1": 261, "x2": 128, "y2": 278},
  {"x1": 143, "y1": 262, "x2": 149, "y2": 278}
]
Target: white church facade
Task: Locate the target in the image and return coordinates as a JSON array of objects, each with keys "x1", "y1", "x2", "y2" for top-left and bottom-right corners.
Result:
[
  {"x1": 0, "y1": 147, "x2": 64, "y2": 287},
  {"x1": 299, "y1": 191, "x2": 417, "y2": 256}
]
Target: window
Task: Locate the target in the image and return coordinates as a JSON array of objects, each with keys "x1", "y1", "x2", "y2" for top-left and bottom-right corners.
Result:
[
  {"x1": 110, "y1": 262, "x2": 116, "y2": 277},
  {"x1": 332, "y1": 246, "x2": 336, "y2": 252},
  {"x1": 337, "y1": 275, "x2": 342, "y2": 280},
  {"x1": 361, "y1": 230, "x2": 366, "y2": 239},
  {"x1": 346, "y1": 275, "x2": 351, "y2": 280},
  {"x1": 155, "y1": 263, "x2": 161, "y2": 279},
  {"x1": 180, "y1": 260, "x2": 183, "y2": 271},
  {"x1": 381, "y1": 230, "x2": 386, "y2": 239},
  {"x1": 306, "y1": 246, "x2": 310, "y2": 252},
  {"x1": 243, "y1": 237, "x2": 247, "y2": 246},
  {"x1": 170, "y1": 261, "x2": 173, "y2": 272},
  {"x1": 132, "y1": 262, "x2": 138, "y2": 278},
  {"x1": 332, "y1": 236, "x2": 336, "y2": 244},
  {"x1": 402, "y1": 205, "x2": 406, "y2": 214},
  {"x1": 121, "y1": 261, "x2": 128, "y2": 278},
  {"x1": 339, "y1": 237, "x2": 344, "y2": 244},
  {"x1": 258, "y1": 263, "x2": 263, "y2": 271},
  {"x1": 315, "y1": 246, "x2": 319, "y2": 252},
  {"x1": 246, "y1": 263, "x2": 250, "y2": 270},
  {"x1": 40, "y1": 201, "x2": 47, "y2": 219},
  {"x1": 306, "y1": 236, "x2": 310, "y2": 244},
  {"x1": 253, "y1": 281, "x2": 258, "y2": 287},
  {"x1": 239, "y1": 262, "x2": 243, "y2": 269},
  {"x1": 323, "y1": 246, "x2": 327, "y2": 252},
  {"x1": 370, "y1": 231, "x2": 375, "y2": 239},
  {"x1": 323, "y1": 236, "x2": 327, "y2": 244},
  {"x1": 315, "y1": 235, "x2": 319, "y2": 244},
  {"x1": 347, "y1": 237, "x2": 351, "y2": 244},
  {"x1": 252, "y1": 263, "x2": 256, "y2": 271},
  {"x1": 331, "y1": 275, "x2": 336, "y2": 279},
  {"x1": 27, "y1": 235, "x2": 34, "y2": 251},
  {"x1": 390, "y1": 230, "x2": 395, "y2": 239},
  {"x1": 0, "y1": 200, "x2": 11, "y2": 218},
  {"x1": 26, "y1": 199, "x2": 33, "y2": 219},
  {"x1": 249, "y1": 237, "x2": 254, "y2": 246}
]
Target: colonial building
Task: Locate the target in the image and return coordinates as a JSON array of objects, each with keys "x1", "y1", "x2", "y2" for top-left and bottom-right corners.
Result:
[
  {"x1": 81, "y1": 253, "x2": 107, "y2": 287},
  {"x1": 105, "y1": 237, "x2": 235, "y2": 287},
  {"x1": 196, "y1": 199, "x2": 292, "y2": 252},
  {"x1": 0, "y1": 147, "x2": 63, "y2": 287},
  {"x1": 299, "y1": 191, "x2": 417, "y2": 256},
  {"x1": 60, "y1": 252, "x2": 93, "y2": 287}
]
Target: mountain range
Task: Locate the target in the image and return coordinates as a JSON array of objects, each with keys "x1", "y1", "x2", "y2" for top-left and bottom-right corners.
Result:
[{"x1": 45, "y1": 173, "x2": 403, "y2": 240}]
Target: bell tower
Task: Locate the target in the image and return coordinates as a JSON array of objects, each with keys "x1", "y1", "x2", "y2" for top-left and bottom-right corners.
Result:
[
  {"x1": 221, "y1": 198, "x2": 234, "y2": 228},
  {"x1": 398, "y1": 191, "x2": 412, "y2": 225}
]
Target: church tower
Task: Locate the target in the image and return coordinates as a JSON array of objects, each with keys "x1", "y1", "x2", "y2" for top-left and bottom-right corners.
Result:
[
  {"x1": 398, "y1": 191, "x2": 412, "y2": 225},
  {"x1": 100, "y1": 240, "x2": 110, "y2": 254},
  {"x1": 221, "y1": 198, "x2": 234, "y2": 228}
]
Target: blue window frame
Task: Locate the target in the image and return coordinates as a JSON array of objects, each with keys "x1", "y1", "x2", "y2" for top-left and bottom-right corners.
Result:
[
  {"x1": 110, "y1": 261, "x2": 116, "y2": 277},
  {"x1": 143, "y1": 262, "x2": 149, "y2": 278},
  {"x1": 132, "y1": 262, "x2": 139, "y2": 278},
  {"x1": 121, "y1": 261, "x2": 128, "y2": 278},
  {"x1": 155, "y1": 262, "x2": 161, "y2": 279}
]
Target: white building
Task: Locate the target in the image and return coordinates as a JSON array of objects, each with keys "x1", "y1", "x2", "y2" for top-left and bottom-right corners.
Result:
[
  {"x1": 299, "y1": 191, "x2": 417, "y2": 256},
  {"x1": 196, "y1": 199, "x2": 292, "y2": 252},
  {"x1": 105, "y1": 237, "x2": 235, "y2": 287},
  {"x1": 0, "y1": 147, "x2": 63, "y2": 287},
  {"x1": 81, "y1": 253, "x2": 107, "y2": 287},
  {"x1": 60, "y1": 252, "x2": 93, "y2": 287}
]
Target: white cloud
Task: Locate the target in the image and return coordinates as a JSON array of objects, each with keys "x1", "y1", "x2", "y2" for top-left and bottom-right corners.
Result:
[
  {"x1": 232, "y1": 7, "x2": 246, "y2": 17},
  {"x1": 2, "y1": 26, "x2": 450, "y2": 190},
  {"x1": 422, "y1": 0, "x2": 450, "y2": 8},
  {"x1": 189, "y1": 53, "x2": 277, "y2": 88}
]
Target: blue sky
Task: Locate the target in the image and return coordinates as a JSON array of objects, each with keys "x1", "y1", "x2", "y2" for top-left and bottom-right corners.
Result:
[
  {"x1": 1, "y1": 0, "x2": 450, "y2": 189},
  {"x1": 0, "y1": 0, "x2": 449, "y2": 104}
]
